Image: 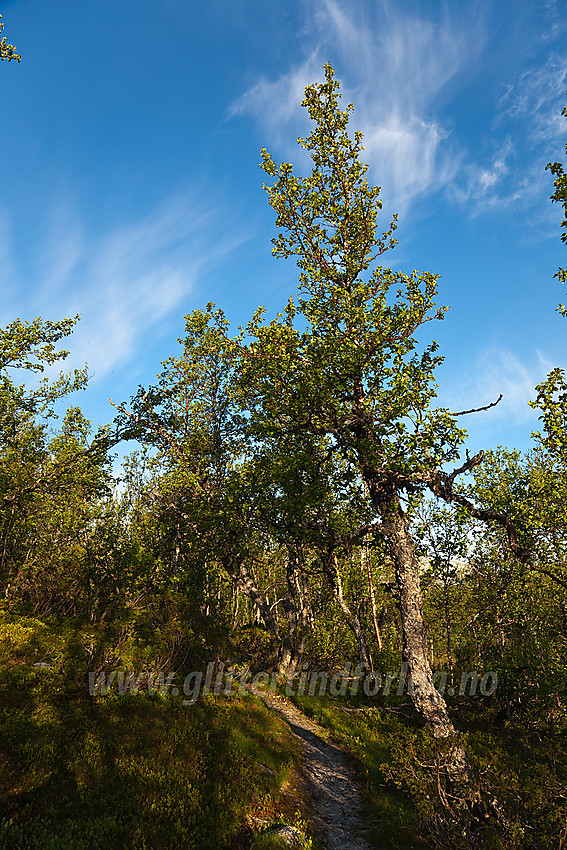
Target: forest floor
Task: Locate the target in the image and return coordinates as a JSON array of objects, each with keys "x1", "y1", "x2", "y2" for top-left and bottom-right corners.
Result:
[{"x1": 253, "y1": 689, "x2": 375, "y2": 850}]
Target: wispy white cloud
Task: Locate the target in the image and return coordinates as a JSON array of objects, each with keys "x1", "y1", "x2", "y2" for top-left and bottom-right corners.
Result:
[
  {"x1": 9, "y1": 194, "x2": 248, "y2": 380},
  {"x1": 229, "y1": 51, "x2": 322, "y2": 146},
  {"x1": 456, "y1": 52, "x2": 567, "y2": 219},
  {"x1": 230, "y1": 0, "x2": 483, "y2": 213},
  {"x1": 498, "y1": 54, "x2": 567, "y2": 144},
  {"x1": 231, "y1": 0, "x2": 566, "y2": 228},
  {"x1": 38, "y1": 197, "x2": 86, "y2": 301},
  {"x1": 443, "y1": 346, "x2": 556, "y2": 431},
  {"x1": 362, "y1": 114, "x2": 455, "y2": 210},
  {"x1": 449, "y1": 141, "x2": 519, "y2": 210}
]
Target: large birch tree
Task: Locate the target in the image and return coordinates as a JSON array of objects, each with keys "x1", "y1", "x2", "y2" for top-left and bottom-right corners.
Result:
[{"x1": 246, "y1": 63, "x2": 470, "y2": 739}]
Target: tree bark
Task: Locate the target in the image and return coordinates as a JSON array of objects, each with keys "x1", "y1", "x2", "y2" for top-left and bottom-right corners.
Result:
[
  {"x1": 222, "y1": 552, "x2": 280, "y2": 640},
  {"x1": 277, "y1": 551, "x2": 313, "y2": 676},
  {"x1": 322, "y1": 553, "x2": 373, "y2": 673},
  {"x1": 381, "y1": 501, "x2": 457, "y2": 737},
  {"x1": 362, "y1": 543, "x2": 383, "y2": 652},
  {"x1": 368, "y1": 487, "x2": 488, "y2": 827}
]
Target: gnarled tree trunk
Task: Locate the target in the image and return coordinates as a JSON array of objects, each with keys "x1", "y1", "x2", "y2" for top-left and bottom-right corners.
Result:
[
  {"x1": 373, "y1": 488, "x2": 484, "y2": 824},
  {"x1": 381, "y1": 500, "x2": 457, "y2": 737},
  {"x1": 222, "y1": 552, "x2": 280, "y2": 640},
  {"x1": 277, "y1": 550, "x2": 314, "y2": 676}
]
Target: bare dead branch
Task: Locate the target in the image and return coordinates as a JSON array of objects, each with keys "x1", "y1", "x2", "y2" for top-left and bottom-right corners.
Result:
[{"x1": 449, "y1": 394, "x2": 503, "y2": 417}]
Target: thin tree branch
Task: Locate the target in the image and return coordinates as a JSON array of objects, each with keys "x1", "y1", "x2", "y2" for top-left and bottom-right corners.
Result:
[{"x1": 449, "y1": 394, "x2": 503, "y2": 417}]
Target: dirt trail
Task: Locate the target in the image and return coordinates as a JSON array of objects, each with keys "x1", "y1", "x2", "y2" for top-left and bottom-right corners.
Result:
[{"x1": 255, "y1": 691, "x2": 375, "y2": 850}]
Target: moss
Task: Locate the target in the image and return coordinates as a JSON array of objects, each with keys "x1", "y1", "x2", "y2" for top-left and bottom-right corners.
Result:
[{"x1": 0, "y1": 616, "x2": 302, "y2": 849}]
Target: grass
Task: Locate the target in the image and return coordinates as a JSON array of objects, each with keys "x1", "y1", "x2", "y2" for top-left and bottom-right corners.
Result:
[
  {"x1": 287, "y1": 689, "x2": 567, "y2": 849},
  {"x1": 286, "y1": 691, "x2": 430, "y2": 849},
  {"x1": 0, "y1": 614, "x2": 305, "y2": 849},
  {"x1": 5, "y1": 612, "x2": 567, "y2": 848}
]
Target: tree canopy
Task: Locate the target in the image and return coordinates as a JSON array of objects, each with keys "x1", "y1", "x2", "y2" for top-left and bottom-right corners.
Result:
[{"x1": 3, "y1": 62, "x2": 567, "y2": 850}]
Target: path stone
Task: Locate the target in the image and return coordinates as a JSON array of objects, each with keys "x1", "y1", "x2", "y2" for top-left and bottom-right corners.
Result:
[{"x1": 253, "y1": 824, "x2": 309, "y2": 847}]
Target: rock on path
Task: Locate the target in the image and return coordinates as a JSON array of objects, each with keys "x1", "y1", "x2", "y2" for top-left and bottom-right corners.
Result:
[{"x1": 255, "y1": 691, "x2": 376, "y2": 850}]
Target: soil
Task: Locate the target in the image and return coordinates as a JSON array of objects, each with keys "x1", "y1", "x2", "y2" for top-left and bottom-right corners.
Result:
[{"x1": 255, "y1": 690, "x2": 376, "y2": 850}]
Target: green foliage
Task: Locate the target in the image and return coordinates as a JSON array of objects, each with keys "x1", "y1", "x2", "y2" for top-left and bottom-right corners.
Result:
[
  {"x1": 4, "y1": 62, "x2": 567, "y2": 850},
  {"x1": 291, "y1": 691, "x2": 567, "y2": 849},
  {"x1": 0, "y1": 316, "x2": 87, "y2": 416},
  {"x1": 0, "y1": 616, "x2": 52, "y2": 666},
  {"x1": 463, "y1": 723, "x2": 567, "y2": 850},
  {"x1": 290, "y1": 693, "x2": 430, "y2": 848},
  {"x1": 530, "y1": 367, "x2": 567, "y2": 463},
  {"x1": 545, "y1": 93, "x2": 567, "y2": 298},
  {"x1": 261, "y1": 63, "x2": 397, "y2": 286},
  {"x1": 253, "y1": 816, "x2": 315, "y2": 849},
  {"x1": 469, "y1": 443, "x2": 567, "y2": 595},
  {"x1": 253, "y1": 65, "x2": 465, "y2": 479},
  {"x1": 0, "y1": 14, "x2": 20, "y2": 62},
  {"x1": 0, "y1": 317, "x2": 129, "y2": 624}
]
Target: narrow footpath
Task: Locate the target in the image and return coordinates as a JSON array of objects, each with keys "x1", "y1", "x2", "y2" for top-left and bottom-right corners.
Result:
[{"x1": 255, "y1": 690, "x2": 376, "y2": 850}]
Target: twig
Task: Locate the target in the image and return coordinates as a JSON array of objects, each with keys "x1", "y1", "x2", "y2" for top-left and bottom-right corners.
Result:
[{"x1": 449, "y1": 394, "x2": 503, "y2": 417}]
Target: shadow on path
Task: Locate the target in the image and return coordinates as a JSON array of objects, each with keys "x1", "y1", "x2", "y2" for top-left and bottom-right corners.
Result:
[{"x1": 254, "y1": 691, "x2": 377, "y2": 850}]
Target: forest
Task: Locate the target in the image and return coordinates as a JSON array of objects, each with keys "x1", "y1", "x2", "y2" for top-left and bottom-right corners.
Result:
[{"x1": 2, "y1": 47, "x2": 567, "y2": 849}]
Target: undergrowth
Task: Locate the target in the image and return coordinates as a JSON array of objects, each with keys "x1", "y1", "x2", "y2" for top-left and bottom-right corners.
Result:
[
  {"x1": 0, "y1": 613, "x2": 302, "y2": 849},
  {"x1": 289, "y1": 690, "x2": 567, "y2": 849}
]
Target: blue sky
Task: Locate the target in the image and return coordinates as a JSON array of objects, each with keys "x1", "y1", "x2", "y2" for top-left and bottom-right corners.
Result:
[{"x1": 1, "y1": 0, "x2": 566, "y2": 457}]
